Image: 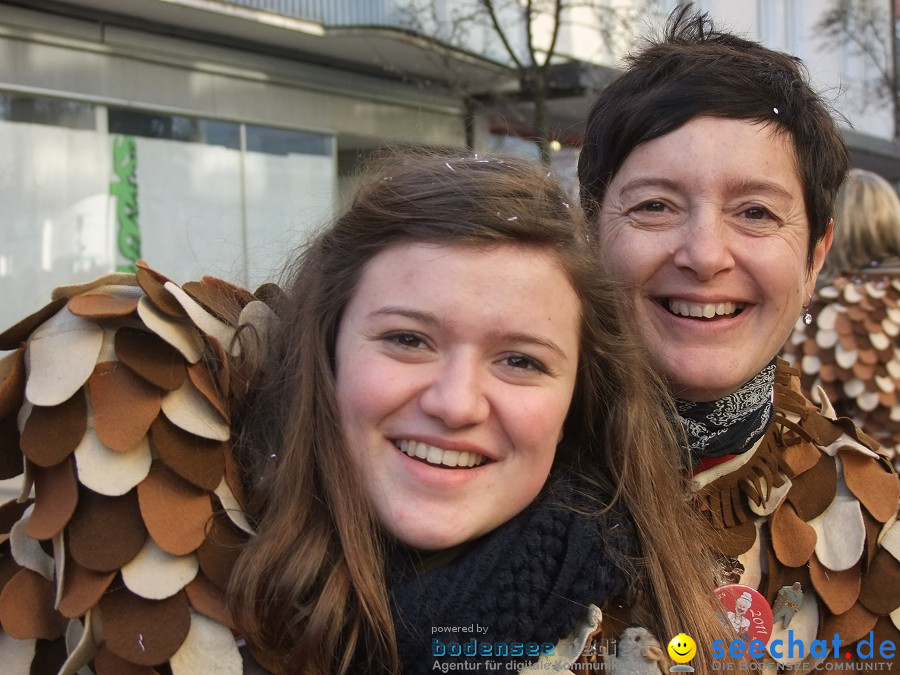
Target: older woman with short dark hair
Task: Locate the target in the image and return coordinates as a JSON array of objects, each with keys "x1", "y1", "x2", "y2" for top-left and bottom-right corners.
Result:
[{"x1": 578, "y1": 7, "x2": 899, "y2": 669}]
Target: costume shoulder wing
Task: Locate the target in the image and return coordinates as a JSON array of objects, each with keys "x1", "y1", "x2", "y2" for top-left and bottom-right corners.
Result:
[
  {"x1": 713, "y1": 361, "x2": 900, "y2": 667},
  {"x1": 783, "y1": 274, "x2": 900, "y2": 471},
  {"x1": 0, "y1": 262, "x2": 275, "y2": 674}
]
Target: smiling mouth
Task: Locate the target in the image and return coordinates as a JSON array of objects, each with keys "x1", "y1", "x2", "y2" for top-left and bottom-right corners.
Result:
[
  {"x1": 663, "y1": 298, "x2": 745, "y2": 320},
  {"x1": 393, "y1": 440, "x2": 488, "y2": 468}
]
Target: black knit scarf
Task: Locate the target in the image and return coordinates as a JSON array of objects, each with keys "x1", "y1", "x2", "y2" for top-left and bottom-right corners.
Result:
[
  {"x1": 676, "y1": 358, "x2": 776, "y2": 467},
  {"x1": 388, "y1": 479, "x2": 632, "y2": 672}
]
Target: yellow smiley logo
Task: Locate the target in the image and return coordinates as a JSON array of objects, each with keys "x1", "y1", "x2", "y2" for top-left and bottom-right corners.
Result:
[{"x1": 667, "y1": 633, "x2": 697, "y2": 663}]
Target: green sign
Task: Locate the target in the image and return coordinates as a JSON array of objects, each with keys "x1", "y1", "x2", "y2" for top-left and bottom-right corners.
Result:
[{"x1": 110, "y1": 136, "x2": 140, "y2": 273}]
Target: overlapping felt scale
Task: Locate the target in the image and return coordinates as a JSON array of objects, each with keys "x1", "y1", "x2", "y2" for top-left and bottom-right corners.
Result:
[
  {"x1": 170, "y1": 610, "x2": 242, "y2": 675},
  {"x1": 88, "y1": 362, "x2": 161, "y2": 452},
  {"x1": 68, "y1": 289, "x2": 141, "y2": 319},
  {"x1": 25, "y1": 308, "x2": 104, "y2": 408},
  {"x1": 99, "y1": 586, "x2": 192, "y2": 666},
  {"x1": 0, "y1": 263, "x2": 264, "y2": 672},
  {"x1": 784, "y1": 271, "x2": 900, "y2": 471},
  {"x1": 26, "y1": 458, "x2": 78, "y2": 541},
  {"x1": 115, "y1": 327, "x2": 186, "y2": 392},
  {"x1": 20, "y1": 393, "x2": 87, "y2": 468},
  {"x1": 0, "y1": 568, "x2": 68, "y2": 639},
  {"x1": 137, "y1": 463, "x2": 212, "y2": 556},
  {"x1": 809, "y1": 555, "x2": 860, "y2": 615},
  {"x1": 10, "y1": 507, "x2": 55, "y2": 581},
  {"x1": 74, "y1": 429, "x2": 152, "y2": 497},
  {"x1": 58, "y1": 554, "x2": 115, "y2": 619},
  {"x1": 694, "y1": 360, "x2": 900, "y2": 665}
]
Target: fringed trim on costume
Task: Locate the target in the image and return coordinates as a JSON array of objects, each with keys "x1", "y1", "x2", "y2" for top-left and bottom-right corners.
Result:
[{"x1": 691, "y1": 359, "x2": 900, "y2": 664}]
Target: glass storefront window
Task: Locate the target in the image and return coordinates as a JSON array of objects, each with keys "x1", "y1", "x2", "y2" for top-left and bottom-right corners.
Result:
[
  {"x1": 0, "y1": 95, "x2": 336, "y2": 333},
  {"x1": 0, "y1": 93, "x2": 95, "y2": 129}
]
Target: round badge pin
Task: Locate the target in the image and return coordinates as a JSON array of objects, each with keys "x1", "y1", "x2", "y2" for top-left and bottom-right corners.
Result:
[{"x1": 715, "y1": 584, "x2": 774, "y2": 655}]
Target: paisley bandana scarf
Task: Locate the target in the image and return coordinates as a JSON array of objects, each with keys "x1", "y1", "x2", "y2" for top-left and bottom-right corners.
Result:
[{"x1": 675, "y1": 358, "x2": 776, "y2": 466}]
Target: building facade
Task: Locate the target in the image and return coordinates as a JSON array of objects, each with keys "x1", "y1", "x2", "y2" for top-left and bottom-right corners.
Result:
[
  {"x1": 0, "y1": 0, "x2": 897, "y2": 330},
  {"x1": 0, "y1": 0, "x2": 504, "y2": 328}
]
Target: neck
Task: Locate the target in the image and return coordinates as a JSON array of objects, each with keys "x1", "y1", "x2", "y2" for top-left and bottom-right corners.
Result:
[{"x1": 674, "y1": 358, "x2": 777, "y2": 466}]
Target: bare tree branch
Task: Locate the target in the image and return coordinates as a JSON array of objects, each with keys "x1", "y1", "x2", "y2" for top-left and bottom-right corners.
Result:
[
  {"x1": 390, "y1": 0, "x2": 664, "y2": 163},
  {"x1": 818, "y1": 0, "x2": 898, "y2": 137},
  {"x1": 542, "y1": 0, "x2": 564, "y2": 69},
  {"x1": 480, "y1": 0, "x2": 526, "y2": 69}
]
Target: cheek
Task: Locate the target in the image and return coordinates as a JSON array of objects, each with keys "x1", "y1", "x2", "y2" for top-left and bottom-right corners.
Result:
[
  {"x1": 510, "y1": 395, "x2": 572, "y2": 458},
  {"x1": 334, "y1": 354, "x2": 383, "y2": 439},
  {"x1": 336, "y1": 371, "x2": 390, "y2": 442},
  {"x1": 600, "y1": 230, "x2": 663, "y2": 282}
]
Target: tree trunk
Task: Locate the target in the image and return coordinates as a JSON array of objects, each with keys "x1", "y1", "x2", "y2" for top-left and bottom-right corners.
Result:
[
  {"x1": 533, "y1": 72, "x2": 551, "y2": 167},
  {"x1": 893, "y1": 0, "x2": 899, "y2": 138},
  {"x1": 464, "y1": 97, "x2": 477, "y2": 150}
]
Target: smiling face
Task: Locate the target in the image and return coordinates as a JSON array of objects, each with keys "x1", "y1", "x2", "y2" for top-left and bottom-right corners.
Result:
[
  {"x1": 598, "y1": 117, "x2": 832, "y2": 401},
  {"x1": 667, "y1": 633, "x2": 697, "y2": 664},
  {"x1": 334, "y1": 242, "x2": 581, "y2": 550}
]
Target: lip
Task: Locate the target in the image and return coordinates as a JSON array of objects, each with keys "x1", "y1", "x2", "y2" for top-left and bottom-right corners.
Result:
[
  {"x1": 387, "y1": 435, "x2": 495, "y2": 485},
  {"x1": 650, "y1": 294, "x2": 753, "y2": 326},
  {"x1": 390, "y1": 442, "x2": 492, "y2": 490},
  {"x1": 389, "y1": 434, "x2": 496, "y2": 461},
  {"x1": 661, "y1": 293, "x2": 750, "y2": 305}
]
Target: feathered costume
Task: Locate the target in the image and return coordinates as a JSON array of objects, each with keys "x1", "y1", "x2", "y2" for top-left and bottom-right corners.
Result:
[
  {"x1": 0, "y1": 262, "x2": 275, "y2": 673},
  {"x1": 0, "y1": 264, "x2": 632, "y2": 674},
  {"x1": 688, "y1": 361, "x2": 900, "y2": 668},
  {"x1": 784, "y1": 269, "x2": 900, "y2": 471}
]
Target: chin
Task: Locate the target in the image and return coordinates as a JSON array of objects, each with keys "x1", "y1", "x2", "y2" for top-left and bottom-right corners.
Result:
[
  {"x1": 660, "y1": 354, "x2": 758, "y2": 401},
  {"x1": 391, "y1": 525, "x2": 471, "y2": 552},
  {"x1": 669, "y1": 375, "x2": 743, "y2": 402}
]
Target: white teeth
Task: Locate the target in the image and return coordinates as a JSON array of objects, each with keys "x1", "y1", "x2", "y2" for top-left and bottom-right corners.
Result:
[
  {"x1": 395, "y1": 440, "x2": 486, "y2": 468},
  {"x1": 667, "y1": 299, "x2": 740, "y2": 319}
]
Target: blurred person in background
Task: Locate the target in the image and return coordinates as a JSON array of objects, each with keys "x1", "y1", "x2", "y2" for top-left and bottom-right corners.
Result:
[{"x1": 784, "y1": 168, "x2": 900, "y2": 471}]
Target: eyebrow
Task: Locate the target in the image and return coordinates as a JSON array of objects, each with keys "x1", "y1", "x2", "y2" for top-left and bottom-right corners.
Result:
[
  {"x1": 369, "y1": 306, "x2": 570, "y2": 360},
  {"x1": 618, "y1": 176, "x2": 795, "y2": 201},
  {"x1": 617, "y1": 177, "x2": 683, "y2": 195},
  {"x1": 722, "y1": 178, "x2": 795, "y2": 201}
]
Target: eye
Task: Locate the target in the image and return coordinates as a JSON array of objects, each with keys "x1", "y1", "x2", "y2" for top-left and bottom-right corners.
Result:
[
  {"x1": 743, "y1": 206, "x2": 773, "y2": 220},
  {"x1": 383, "y1": 332, "x2": 427, "y2": 349},
  {"x1": 636, "y1": 200, "x2": 667, "y2": 212},
  {"x1": 501, "y1": 353, "x2": 548, "y2": 374}
]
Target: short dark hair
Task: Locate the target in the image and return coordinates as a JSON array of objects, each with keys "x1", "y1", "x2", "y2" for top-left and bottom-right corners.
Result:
[{"x1": 577, "y1": 6, "x2": 850, "y2": 267}]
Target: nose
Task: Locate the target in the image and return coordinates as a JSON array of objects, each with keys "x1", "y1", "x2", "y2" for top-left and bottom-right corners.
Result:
[
  {"x1": 418, "y1": 353, "x2": 490, "y2": 429},
  {"x1": 671, "y1": 207, "x2": 735, "y2": 281}
]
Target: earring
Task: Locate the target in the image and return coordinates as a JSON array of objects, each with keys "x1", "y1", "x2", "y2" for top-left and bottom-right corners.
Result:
[{"x1": 802, "y1": 291, "x2": 812, "y2": 325}]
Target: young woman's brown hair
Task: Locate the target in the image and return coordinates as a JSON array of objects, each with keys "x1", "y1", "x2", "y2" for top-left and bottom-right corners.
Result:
[{"x1": 228, "y1": 150, "x2": 735, "y2": 673}]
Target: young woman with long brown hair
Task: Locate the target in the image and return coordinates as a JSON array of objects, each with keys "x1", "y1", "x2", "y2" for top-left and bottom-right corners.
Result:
[
  {"x1": 227, "y1": 151, "x2": 736, "y2": 673},
  {"x1": 0, "y1": 149, "x2": 736, "y2": 674}
]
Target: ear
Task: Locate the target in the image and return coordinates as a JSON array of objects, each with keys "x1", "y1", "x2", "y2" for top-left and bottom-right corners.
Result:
[
  {"x1": 646, "y1": 645, "x2": 664, "y2": 661},
  {"x1": 806, "y1": 219, "x2": 834, "y2": 296}
]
